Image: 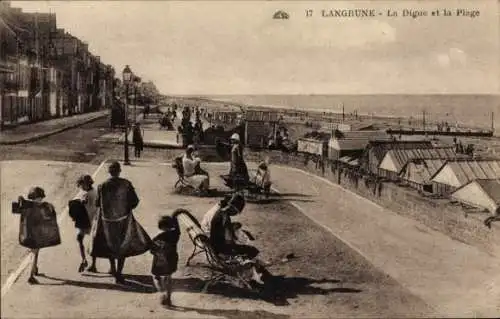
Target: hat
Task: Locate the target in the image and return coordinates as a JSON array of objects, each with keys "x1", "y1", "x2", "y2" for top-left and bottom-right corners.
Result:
[
  {"x1": 187, "y1": 145, "x2": 195, "y2": 151},
  {"x1": 27, "y1": 186, "x2": 46, "y2": 200},
  {"x1": 158, "y1": 215, "x2": 179, "y2": 230},
  {"x1": 230, "y1": 133, "x2": 240, "y2": 141}
]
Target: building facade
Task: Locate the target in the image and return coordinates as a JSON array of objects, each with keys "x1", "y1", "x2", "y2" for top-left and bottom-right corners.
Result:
[{"x1": 0, "y1": 2, "x2": 116, "y2": 129}]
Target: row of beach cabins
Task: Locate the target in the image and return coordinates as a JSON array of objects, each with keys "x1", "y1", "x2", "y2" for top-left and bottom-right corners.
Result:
[{"x1": 298, "y1": 129, "x2": 500, "y2": 215}]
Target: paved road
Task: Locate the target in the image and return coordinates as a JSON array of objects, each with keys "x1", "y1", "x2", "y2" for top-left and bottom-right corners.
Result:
[
  {"x1": 0, "y1": 117, "x2": 112, "y2": 163},
  {"x1": 1, "y1": 115, "x2": 498, "y2": 317},
  {"x1": 1, "y1": 162, "x2": 431, "y2": 318},
  {"x1": 0, "y1": 110, "x2": 109, "y2": 144}
]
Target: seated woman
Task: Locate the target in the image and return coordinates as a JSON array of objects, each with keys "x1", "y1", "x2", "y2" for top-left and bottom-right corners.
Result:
[
  {"x1": 201, "y1": 193, "x2": 268, "y2": 284},
  {"x1": 253, "y1": 161, "x2": 272, "y2": 192},
  {"x1": 182, "y1": 145, "x2": 210, "y2": 194}
]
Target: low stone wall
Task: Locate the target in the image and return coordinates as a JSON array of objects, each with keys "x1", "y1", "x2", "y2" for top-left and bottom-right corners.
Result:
[{"x1": 246, "y1": 150, "x2": 500, "y2": 256}]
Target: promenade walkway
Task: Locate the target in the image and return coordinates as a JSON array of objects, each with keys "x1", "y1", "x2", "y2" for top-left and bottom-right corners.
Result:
[
  {"x1": 2, "y1": 160, "x2": 498, "y2": 317},
  {"x1": 97, "y1": 108, "x2": 182, "y2": 148},
  {"x1": 0, "y1": 110, "x2": 109, "y2": 145},
  {"x1": 268, "y1": 165, "x2": 500, "y2": 318}
]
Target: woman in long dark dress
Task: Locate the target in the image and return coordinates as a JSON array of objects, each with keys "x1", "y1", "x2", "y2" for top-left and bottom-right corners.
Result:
[
  {"x1": 229, "y1": 133, "x2": 249, "y2": 190},
  {"x1": 90, "y1": 161, "x2": 151, "y2": 284}
]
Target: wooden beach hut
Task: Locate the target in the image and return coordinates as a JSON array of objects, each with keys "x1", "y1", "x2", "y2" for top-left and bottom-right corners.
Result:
[
  {"x1": 430, "y1": 159, "x2": 500, "y2": 195},
  {"x1": 244, "y1": 109, "x2": 280, "y2": 148},
  {"x1": 361, "y1": 140, "x2": 434, "y2": 177},
  {"x1": 297, "y1": 137, "x2": 329, "y2": 158},
  {"x1": 399, "y1": 159, "x2": 447, "y2": 193},
  {"x1": 378, "y1": 146, "x2": 458, "y2": 181},
  {"x1": 327, "y1": 130, "x2": 390, "y2": 162},
  {"x1": 451, "y1": 178, "x2": 500, "y2": 213}
]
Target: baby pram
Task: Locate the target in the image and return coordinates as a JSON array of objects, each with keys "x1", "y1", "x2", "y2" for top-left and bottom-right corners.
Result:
[{"x1": 220, "y1": 168, "x2": 271, "y2": 198}]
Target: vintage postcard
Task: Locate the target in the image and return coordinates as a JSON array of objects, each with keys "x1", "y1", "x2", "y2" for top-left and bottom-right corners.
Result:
[{"x1": 1, "y1": 0, "x2": 499, "y2": 318}]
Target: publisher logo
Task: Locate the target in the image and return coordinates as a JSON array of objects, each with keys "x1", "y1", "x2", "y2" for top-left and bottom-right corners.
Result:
[{"x1": 273, "y1": 10, "x2": 290, "y2": 19}]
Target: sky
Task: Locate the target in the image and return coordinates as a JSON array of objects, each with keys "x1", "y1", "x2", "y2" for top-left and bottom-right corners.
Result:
[{"x1": 11, "y1": 0, "x2": 500, "y2": 95}]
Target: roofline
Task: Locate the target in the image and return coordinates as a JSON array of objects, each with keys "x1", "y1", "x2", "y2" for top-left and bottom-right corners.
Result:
[
  {"x1": 401, "y1": 157, "x2": 447, "y2": 171},
  {"x1": 451, "y1": 179, "x2": 477, "y2": 193},
  {"x1": 451, "y1": 179, "x2": 498, "y2": 203},
  {"x1": 429, "y1": 159, "x2": 500, "y2": 181},
  {"x1": 473, "y1": 178, "x2": 500, "y2": 182},
  {"x1": 429, "y1": 159, "x2": 453, "y2": 181},
  {"x1": 368, "y1": 140, "x2": 432, "y2": 145}
]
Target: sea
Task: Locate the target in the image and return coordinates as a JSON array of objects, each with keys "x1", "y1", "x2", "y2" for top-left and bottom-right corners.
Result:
[{"x1": 203, "y1": 94, "x2": 500, "y2": 136}]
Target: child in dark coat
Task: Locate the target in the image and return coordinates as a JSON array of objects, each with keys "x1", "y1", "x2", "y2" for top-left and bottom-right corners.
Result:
[
  {"x1": 15, "y1": 187, "x2": 61, "y2": 284},
  {"x1": 150, "y1": 214, "x2": 180, "y2": 307}
]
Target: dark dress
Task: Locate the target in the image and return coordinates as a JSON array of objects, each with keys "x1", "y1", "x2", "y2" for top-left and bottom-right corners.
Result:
[
  {"x1": 68, "y1": 199, "x2": 91, "y2": 229},
  {"x1": 209, "y1": 209, "x2": 258, "y2": 259},
  {"x1": 90, "y1": 177, "x2": 152, "y2": 258},
  {"x1": 150, "y1": 230, "x2": 180, "y2": 276},
  {"x1": 132, "y1": 127, "x2": 144, "y2": 150},
  {"x1": 230, "y1": 144, "x2": 249, "y2": 189},
  {"x1": 17, "y1": 199, "x2": 61, "y2": 249}
]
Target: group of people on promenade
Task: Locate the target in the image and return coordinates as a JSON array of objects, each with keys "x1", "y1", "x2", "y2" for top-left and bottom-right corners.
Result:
[
  {"x1": 14, "y1": 157, "x2": 270, "y2": 307},
  {"x1": 178, "y1": 131, "x2": 271, "y2": 196},
  {"x1": 178, "y1": 106, "x2": 205, "y2": 147}
]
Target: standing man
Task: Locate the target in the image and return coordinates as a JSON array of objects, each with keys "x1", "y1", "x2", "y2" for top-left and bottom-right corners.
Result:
[
  {"x1": 90, "y1": 161, "x2": 151, "y2": 284},
  {"x1": 229, "y1": 133, "x2": 249, "y2": 190},
  {"x1": 143, "y1": 104, "x2": 150, "y2": 119},
  {"x1": 132, "y1": 122, "x2": 144, "y2": 158}
]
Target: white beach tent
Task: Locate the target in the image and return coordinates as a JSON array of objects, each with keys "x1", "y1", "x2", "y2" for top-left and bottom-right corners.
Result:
[
  {"x1": 379, "y1": 147, "x2": 457, "y2": 175},
  {"x1": 431, "y1": 159, "x2": 500, "y2": 188},
  {"x1": 451, "y1": 179, "x2": 500, "y2": 213},
  {"x1": 399, "y1": 159, "x2": 447, "y2": 192},
  {"x1": 327, "y1": 130, "x2": 390, "y2": 161}
]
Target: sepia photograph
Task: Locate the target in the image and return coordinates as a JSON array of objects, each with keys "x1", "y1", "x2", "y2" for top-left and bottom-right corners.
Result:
[{"x1": 0, "y1": 0, "x2": 499, "y2": 318}]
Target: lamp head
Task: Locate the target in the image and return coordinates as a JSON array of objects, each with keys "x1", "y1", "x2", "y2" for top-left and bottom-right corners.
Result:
[{"x1": 122, "y1": 65, "x2": 132, "y2": 83}]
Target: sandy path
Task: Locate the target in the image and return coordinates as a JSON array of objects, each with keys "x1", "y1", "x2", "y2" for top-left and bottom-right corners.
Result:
[{"x1": 1, "y1": 160, "x2": 99, "y2": 287}]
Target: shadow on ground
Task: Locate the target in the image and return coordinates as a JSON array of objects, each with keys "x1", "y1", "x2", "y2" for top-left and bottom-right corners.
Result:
[
  {"x1": 37, "y1": 274, "x2": 156, "y2": 293},
  {"x1": 273, "y1": 193, "x2": 313, "y2": 198},
  {"x1": 170, "y1": 188, "x2": 233, "y2": 198},
  {"x1": 169, "y1": 305, "x2": 290, "y2": 319},
  {"x1": 120, "y1": 274, "x2": 360, "y2": 306},
  {"x1": 247, "y1": 197, "x2": 315, "y2": 204}
]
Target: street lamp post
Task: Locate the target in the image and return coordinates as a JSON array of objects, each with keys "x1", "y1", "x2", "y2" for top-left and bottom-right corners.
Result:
[
  {"x1": 132, "y1": 76, "x2": 141, "y2": 122},
  {"x1": 122, "y1": 65, "x2": 132, "y2": 165},
  {"x1": 133, "y1": 82, "x2": 136, "y2": 122}
]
